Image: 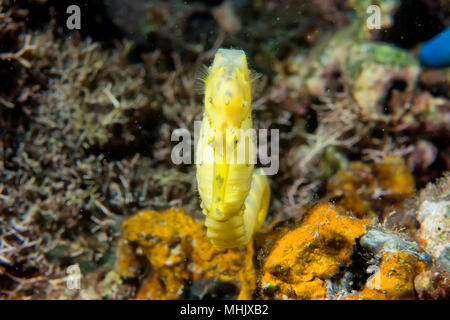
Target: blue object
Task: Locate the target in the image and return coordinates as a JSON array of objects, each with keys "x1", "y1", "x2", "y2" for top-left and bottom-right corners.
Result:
[{"x1": 419, "y1": 27, "x2": 450, "y2": 68}]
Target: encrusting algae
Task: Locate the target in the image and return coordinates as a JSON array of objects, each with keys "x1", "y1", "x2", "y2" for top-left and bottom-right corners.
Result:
[
  {"x1": 116, "y1": 207, "x2": 256, "y2": 300},
  {"x1": 260, "y1": 204, "x2": 369, "y2": 300}
]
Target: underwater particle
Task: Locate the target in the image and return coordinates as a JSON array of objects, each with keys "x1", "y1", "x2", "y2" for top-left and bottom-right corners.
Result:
[
  {"x1": 116, "y1": 208, "x2": 256, "y2": 300},
  {"x1": 260, "y1": 204, "x2": 369, "y2": 300},
  {"x1": 419, "y1": 27, "x2": 450, "y2": 68}
]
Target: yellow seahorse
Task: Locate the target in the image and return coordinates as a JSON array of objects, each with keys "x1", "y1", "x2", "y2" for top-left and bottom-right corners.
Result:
[{"x1": 196, "y1": 48, "x2": 270, "y2": 248}]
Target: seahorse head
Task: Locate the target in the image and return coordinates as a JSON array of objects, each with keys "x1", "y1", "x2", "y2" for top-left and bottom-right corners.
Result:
[{"x1": 203, "y1": 49, "x2": 253, "y2": 133}]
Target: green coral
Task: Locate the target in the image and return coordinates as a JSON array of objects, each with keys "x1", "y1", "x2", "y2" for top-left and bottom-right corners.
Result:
[
  {"x1": 368, "y1": 42, "x2": 419, "y2": 67},
  {"x1": 310, "y1": 23, "x2": 419, "y2": 80},
  {"x1": 344, "y1": 41, "x2": 419, "y2": 79}
]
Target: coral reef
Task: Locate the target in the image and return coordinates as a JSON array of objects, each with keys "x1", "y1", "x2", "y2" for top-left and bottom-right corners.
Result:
[
  {"x1": 116, "y1": 208, "x2": 256, "y2": 300},
  {"x1": 0, "y1": 0, "x2": 449, "y2": 300}
]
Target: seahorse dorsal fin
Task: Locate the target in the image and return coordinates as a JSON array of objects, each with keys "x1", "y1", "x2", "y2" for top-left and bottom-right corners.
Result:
[{"x1": 194, "y1": 64, "x2": 209, "y2": 95}]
